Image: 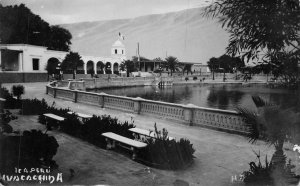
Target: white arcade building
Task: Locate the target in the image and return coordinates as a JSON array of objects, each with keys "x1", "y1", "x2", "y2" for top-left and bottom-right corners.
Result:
[{"x1": 0, "y1": 39, "x2": 126, "y2": 75}]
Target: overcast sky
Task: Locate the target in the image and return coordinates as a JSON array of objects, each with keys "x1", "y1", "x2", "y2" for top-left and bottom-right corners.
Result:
[{"x1": 1, "y1": 0, "x2": 212, "y2": 24}]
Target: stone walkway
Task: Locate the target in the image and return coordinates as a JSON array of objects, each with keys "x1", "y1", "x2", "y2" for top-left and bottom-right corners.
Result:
[{"x1": 3, "y1": 82, "x2": 299, "y2": 186}]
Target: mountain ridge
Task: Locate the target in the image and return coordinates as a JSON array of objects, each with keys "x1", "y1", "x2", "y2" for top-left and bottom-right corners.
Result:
[{"x1": 61, "y1": 7, "x2": 229, "y2": 63}]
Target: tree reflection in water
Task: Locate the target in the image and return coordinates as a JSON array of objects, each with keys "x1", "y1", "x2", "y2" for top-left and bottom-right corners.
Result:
[
  {"x1": 89, "y1": 84, "x2": 299, "y2": 111},
  {"x1": 207, "y1": 85, "x2": 244, "y2": 110}
]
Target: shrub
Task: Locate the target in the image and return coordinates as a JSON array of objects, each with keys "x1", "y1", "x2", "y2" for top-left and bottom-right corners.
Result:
[
  {"x1": 21, "y1": 98, "x2": 70, "y2": 116},
  {"x1": 60, "y1": 114, "x2": 83, "y2": 137},
  {"x1": 0, "y1": 87, "x2": 21, "y2": 109},
  {"x1": 139, "y1": 124, "x2": 195, "y2": 170},
  {"x1": 11, "y1": 85, "x2": 25, "y2": 100},
  {"x1": 0, "y1": 130, "x2": 59, "y2": 174},
  {"x1": 81, "y1": 115, "x2": 135, "y2": 148},
  {"x1": 185, "y1": 77, "x2": 189, "y2": 81},
  {"x1": 242, "y1": 151, "x2": 299, "y2": 185},
  {"x1": 0, "y1": 110, "x2": 17, "y2": 133},
  {"x1": 21, "y1": 98, "x2": 49, "y2": 115},
  {"x1": 193, "y1": 76, "x2": 197, "y2": 80}
]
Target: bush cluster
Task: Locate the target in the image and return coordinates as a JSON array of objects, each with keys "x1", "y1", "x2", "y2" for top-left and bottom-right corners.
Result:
[
  {"x1": 138, "y1": 124, "x2": 195, "y2": 170},
  {"x1": 24, "y1": 98, "x2": 195, "y2": 170},
  {"x1": 11, "y1": 85, "x2": 25, "y2": 100},
  {"x1": 0, "y1": 87, "x2": 21, "y2": 109},
  {"x1": 0, "y1": 130, "x2": 59, "y2": 174},
  {"x1": 242, "y1": 152, "x2": 299, "y2": 185}
]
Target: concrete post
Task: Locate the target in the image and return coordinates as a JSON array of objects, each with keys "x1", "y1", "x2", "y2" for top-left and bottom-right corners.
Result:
[
  {"x1": 133, "y1": 97, "x2": 144, "y2": 114},
  {"x1": 182, "y1": 104, "x2": 197, "y2": 126},
  {"x1": 18, "y1": 52, "x2": 23, "y2": 72},
  {"x1": 94, "y1": 63, "x2": 97, "y2": 74},
  {"x1": 84, "y1": 62, "x2": 87, "y2": 74},
  {"x1": 99, "y1": 92, "x2": 107, "y2": 108},
  {"x1": 111, "y1": 63, "x2": 114, "y2": 74},
  {"x1": 73, "y1": 90, "x2": 78, "y2": 103},
  {"x1": 53, "y1": 88, "x2": 57, "y2": 98}
]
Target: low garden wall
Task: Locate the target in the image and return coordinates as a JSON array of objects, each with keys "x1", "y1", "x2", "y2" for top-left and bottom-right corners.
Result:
[
  {"x1": 0, "y1": 72, "x2": 48, "y2": 83},
  {"x1": 46, "y1": 85, "x2": 249, "y2": 135}
]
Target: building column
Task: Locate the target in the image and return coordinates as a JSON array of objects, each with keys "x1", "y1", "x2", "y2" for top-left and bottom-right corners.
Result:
[
  {"x1": 103, "y1": 61, "x2": 106, "y2": 74},
  {"x1": 18, "y1": 52, "x2": 23, "y2": 72},
  {"x1": 94, "y1": 62, "x2": 97, "y2": 74},
  {"x1": 111, "y1": 63, "x2": 114, "y2": 74},
  {"x1": 84, "y1": 62, "x2": 87, "y2": 74}
]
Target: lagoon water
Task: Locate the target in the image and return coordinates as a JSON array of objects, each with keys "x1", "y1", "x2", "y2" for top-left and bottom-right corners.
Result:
[{"x1": 88, "y1": 84, "x2": 300, "y2": 111}]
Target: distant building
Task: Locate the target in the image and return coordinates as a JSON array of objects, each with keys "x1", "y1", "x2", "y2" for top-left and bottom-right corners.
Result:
[
  {"x1": 0, "y1": 39, "x2": 126, "y2": 75},
  {"x1": 136, "y1": 61, "x2": 209, "y2": 74}
]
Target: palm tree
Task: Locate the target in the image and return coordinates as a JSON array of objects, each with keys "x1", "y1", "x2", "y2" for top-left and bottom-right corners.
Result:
[
  {"x1": 61, "y1": 52, "x2": 84, "y2": 79},
  {"x1": 164, "y1": 56, "x2": 181, "y2": 76},
  {"x1": 237, "y1": 96, "x2": 300, "y2": 182}
]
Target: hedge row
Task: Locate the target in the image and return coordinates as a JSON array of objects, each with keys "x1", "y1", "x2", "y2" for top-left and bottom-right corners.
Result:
[{"x1": 21, "y1": 98, "x2": 195, "y2": 170}]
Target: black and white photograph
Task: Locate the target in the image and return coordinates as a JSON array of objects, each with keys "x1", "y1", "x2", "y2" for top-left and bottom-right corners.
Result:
[{"x1": 0, "y1": 0, "x2": 300, "y2": 185}]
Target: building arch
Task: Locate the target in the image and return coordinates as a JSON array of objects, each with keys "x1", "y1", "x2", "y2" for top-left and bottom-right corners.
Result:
[
  {"x1": 77, "y1": 60, "x2": 84, "y2": 74},
  {"x1": 97, "y1": 61, "x2": 105, "y2": 74},
  {"x1": 86, "y1": 60, "x2": 94, "y2": 74},
  {"x1": 46, "y1": 57, "x2": 60, "y2": 75},
  {"x1": 113, "y1": 62, "x2": 119, "y2": 74},
  {"x1": 105, "y1": 62, "x2": 112, "y2": 74}
]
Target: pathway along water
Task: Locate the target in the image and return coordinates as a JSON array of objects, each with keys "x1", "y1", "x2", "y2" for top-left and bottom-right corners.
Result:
[{"x1": 88, "y1": 84, "x2": 300, "y2": 111}]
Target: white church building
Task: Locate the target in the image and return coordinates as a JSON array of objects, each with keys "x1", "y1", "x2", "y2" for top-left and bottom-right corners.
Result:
[{"x1": 0, "y1": 39, "x2": 126, "y2": 75}]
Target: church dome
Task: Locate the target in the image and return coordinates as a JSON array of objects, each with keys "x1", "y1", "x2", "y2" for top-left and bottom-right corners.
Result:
[{"x1": 112, "y1": 39, "x2": 125, "y2": 47}]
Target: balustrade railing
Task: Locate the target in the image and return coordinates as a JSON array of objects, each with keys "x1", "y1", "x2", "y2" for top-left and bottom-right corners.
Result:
[{"x1": 46, "y1": 85, "x2": 249, "y2": 135}]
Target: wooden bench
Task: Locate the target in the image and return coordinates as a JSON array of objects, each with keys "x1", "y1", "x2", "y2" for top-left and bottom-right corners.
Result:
[
  {"x1": 102, "y1": 132, "x2": 147, "y2": 160},
  {"x1": 67, "y1": 111, "x2": 92, "y2": 122},
  {"x1": 129, "y1": 127, "x2": 175, "y2": 140},
  {"x1": 43, "y1": 113, "x2": 65, "y2": 129}
]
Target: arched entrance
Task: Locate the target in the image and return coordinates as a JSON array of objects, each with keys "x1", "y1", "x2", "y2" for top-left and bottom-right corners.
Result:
[
  {"x1": 86, "y1": 60, "x2": 94, "y2": 75},
  {"x1": 77, "y1": 61, "x2": 84, "y2": 74},
  {"x1": 97, "y1": 61, "x2": 104, "y2": 74},
  {"x1": 46, "y1": 58, "x2": 60, "y2": 80},
  {"x1": 113, "y1": 63, "x2": 119, "y2": 75},
  {"x1": 105, "y1": 62, "x2": 112, "y2": 74}
]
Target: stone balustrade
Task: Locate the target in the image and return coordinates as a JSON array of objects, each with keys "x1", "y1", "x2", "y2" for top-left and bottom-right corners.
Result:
[
  {"x1": 77, "y1": 77, "x2": 156, "y2": 89},
  {"x1": 46, "y1": 85, "x2": 249, "y2": 135}
]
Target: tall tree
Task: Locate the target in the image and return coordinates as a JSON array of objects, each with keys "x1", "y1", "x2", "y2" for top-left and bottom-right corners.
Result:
[
  {"x1": 46, "y1": 25, "x2": 72, "y2": 51},
  {"x1": 207, "y1": 57, "x2": 219, "y2": 80},
  {"x1": 0, "y1": 4, "x2": 72, "y2": 51},
  {"x1": 204, "y1": 0, "x2": 300, "y2": 85},
  {"x1": 203, "y1": 0, "x2": 300, "y2": 61},
  {"x1": 61, "y1": 52, "x2": 84, "y2": 79},
  {"x1": 120, "y1": 60, "x2": 137, "y2": 77},
  {"x1": 164, "y1": 56, "x2": 181, "y2": 76}
]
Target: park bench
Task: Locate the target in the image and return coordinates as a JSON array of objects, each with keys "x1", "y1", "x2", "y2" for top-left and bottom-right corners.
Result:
[
  {"x1": 43, "y1": 113, "x2": 65, "y2": 129},
  {"x1": 102, "y1": 132, "x2": 147, "y2": 160},
  {"x1": 129, "y1": 127, "x2": 174, "y2": 141},
  {"x1": 67, "y1": 111, "x2": 92, "y2": 122}
]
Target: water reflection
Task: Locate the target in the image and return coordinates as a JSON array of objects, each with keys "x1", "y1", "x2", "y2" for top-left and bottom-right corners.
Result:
[
  {"x1": 89, "y1": 84, "x2": 299, "y2": 111},
  {"x1": 206, "y1": 85, "x2": 244, "y2": 110}
]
